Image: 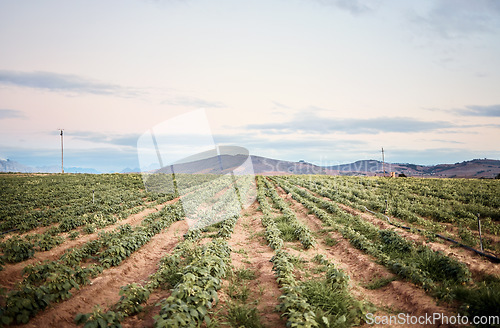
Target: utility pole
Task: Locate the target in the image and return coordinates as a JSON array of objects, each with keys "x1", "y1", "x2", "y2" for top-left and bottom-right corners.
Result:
[
  {"x1": 59, "y1": 129, "x2": 64, "y2": 173},
  {"x1": 381, "y1": 147, "x2": 385, "y2": 177}
]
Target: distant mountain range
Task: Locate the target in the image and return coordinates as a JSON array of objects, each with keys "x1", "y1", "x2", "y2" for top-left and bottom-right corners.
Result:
[
  {"x1": 0, "y1": 159, "x2": 100, "y2": 174},
  {"x1": 2, "y1": 157, "x2": 500, "y2": 178},
  {"x1": 251, "y1": 156, "x2": 500, "y2": 178},
  {"x1": 129, "y1": 155, "x2": 500, "y2": 179}
]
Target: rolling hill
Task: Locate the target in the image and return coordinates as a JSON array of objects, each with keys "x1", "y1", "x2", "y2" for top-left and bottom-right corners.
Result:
[{"x1": 2, "y1": 157, "x2": 499, "y2": 178}]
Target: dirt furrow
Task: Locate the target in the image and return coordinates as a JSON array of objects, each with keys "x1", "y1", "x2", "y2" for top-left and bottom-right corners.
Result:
[
  {"x1": 220, "y1": 201, "x2": 286, "y2": 327},
  {"x1": 274, "y1": 185, "x2": 456, "y2": 327},
  {"x1": 292, "y1": 182, "x2": 499, "y2": 279},
  {"x1": 18, "y1": 218, "x2": 188, "y2": 328},
  {"x1": 0, "y1": 201, "x2": 178, "y2": 290},
  {"x1": 336, "y1": 202, "x2": 500, "y2": 280}
]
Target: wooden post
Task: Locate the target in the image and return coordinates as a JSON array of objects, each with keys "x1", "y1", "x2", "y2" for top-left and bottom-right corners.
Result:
[
  {"x1": 59, "y1": 129, "x2": 64, "y2": 173},
  {"x1": 477, "y1": 213, "x2": 483, "y2": 252},
  {"x1": 92, "y1": 190, "x2": 95, "y2": 204}
]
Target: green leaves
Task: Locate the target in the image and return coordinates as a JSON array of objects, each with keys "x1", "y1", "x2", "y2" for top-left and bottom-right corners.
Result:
[
  {"x1": 36, "y1": 232, "x2": 64, "y2": 251},
  {"x1": 260, "y1": 177, "x2": 316, "y2": 250},
  {"x1": 154, "y1": 240, "x2": 231, "y2": 328},
  {"x1": 1, "y1": 284, "x2": 51, "y2": 324},
  {"x1": 75, "y1": 305, "x2": 123, "y2": 328},
  {"x1": 1, "y1": 236, "x2": 34, "y2": 263},
  {"x1": 116, "y1": 283, "x2": 150, "y2": 315},
  {"x1": 271, "y1": 251, "x2": 319, "y2": 328}
]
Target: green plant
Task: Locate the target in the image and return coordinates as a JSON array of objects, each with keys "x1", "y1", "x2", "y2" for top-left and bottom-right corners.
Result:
[
  {"x1": 324, "y1": 237, "x2": 338, "y2": 247},
  {"x1": 228, "y1": 282, "x2": 250, "y2": 302},
  {"x1": 115, "y1": 283, "x2": 150, "y2": 316},
  {"x1": 458, "y1": 225, "x2": 478, "y2": 247},
  {"x1": 235, "y1": 268, "x2": 256, "y2": 281},
  {"x1": 454, "y1": 280, "x2": 500, "y2": 326},
  {"x1": 154, "y1": 240, "x2": 231, "y2": 328},
  {"x1": 75, "y1": 305, "x2": 123, "y2": 328},
  {"x1": 365, "y1": 276, "x2": 397, "y2": 290},
  {"x1": 1, "y1": 236, "x2": 35, "y2": 263},
  {"x1": 312, "y1": 254, "x2": 329, "y2": 265},
  {"x1": 69, "y1": 231, "x2": 80, "y2": 240},
  {"x1": 225, "y1": 303, "x2": 264, "y2": 328},
  {"x1": 83, "y1": 224, "x2": 96, "y2": 234},
  {"x1": 36, "y1": 233, "x2": 64, "y2": 251}
]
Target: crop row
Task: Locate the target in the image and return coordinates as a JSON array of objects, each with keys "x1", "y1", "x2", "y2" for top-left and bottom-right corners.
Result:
[
  {"x1": 0, "y1": 202, "x2": 184, "y2": 325},
  {"x1": 256, "y1": 177, "x2": 284, "y2": 250},
  {"x1": 76, "y1": 195, "x2": 240, "y2": 327},
  {"x1": 0, "y1": 196, "x2": 179, "y2": 268},
  {"x1": 0, "y1": 174, "x2": 156, "y2": 235},
  {"x1": 256, "y1": 177, "x2": 365, "y2": 327},
  {"x1": 274, "y1": 177, "x2": 500, "y2": 322},
  {"x1": 272, "y1": 177, "x2": 472, "y2": 291},
  {"x1": 260, "y1": 177, "x2": 315, "y2": 249},
  {"x1": 256, "y1": 177, "x2": 321, "y2": 327},
  {"x1": 181, "y1": 174, "x2": 244, "y2": 231},
  {"x1": 288, "y1": 175, "x2": 500, "y2": 237}
]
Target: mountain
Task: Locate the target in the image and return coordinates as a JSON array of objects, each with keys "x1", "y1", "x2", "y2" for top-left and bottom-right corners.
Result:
[
  {"x1": 64, "y1": 167, "x2": 101, "y2": 174},
  {"x1": 0, "y1": 159, "x2": 100, "y2": 174},
  {"x1": 0, "y1": 159, "x2": 33, "y2": 173},
  {"x1": 2, "y1": 157, "x2": 499, "y2": 178},
  {"x1": 120, "y1": 167, "x2": 141, "y2": 173},
  {"x1": 324, "y1": 158, "x2": 500, "y2": 178},
  {"x1": 147, "y1": 155, "x2": 500, "y2": 178},
  {"x1": 250, "y1": 156, "x2": 328, "y2": 175}
]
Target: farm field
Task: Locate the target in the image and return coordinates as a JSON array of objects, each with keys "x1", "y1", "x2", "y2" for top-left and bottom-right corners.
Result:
[{"x1": 0, "y1": 173, "x2": 499, "y2": 327}]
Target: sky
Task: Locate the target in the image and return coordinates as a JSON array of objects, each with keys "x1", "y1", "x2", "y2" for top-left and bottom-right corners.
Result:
[{"x1": 1, "y1": 0, "x2": 499, "y2": 172}]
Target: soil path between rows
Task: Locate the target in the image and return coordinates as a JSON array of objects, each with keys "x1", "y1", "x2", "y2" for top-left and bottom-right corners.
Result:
[
  {"x1": 0, "y1": 200, "x2": 178, "y2": 291},
  {"x1": 291, "y1": 182, "x2": 500, "y2": 279},
  {"x1": 125, "y1": 200, "x2": 287, "y2": 327},
  {"x1": 222, "y1": 201, "x2": 286, "y2": 327},
  {"x1": 19, "y1": 217, "x2": 189, "y2": 328},
  {"x1": 335, "y1": 202, "x2": 500, "y2": 280},
  {"x1": 273, "y1": 182, "x2": 456, "y2": 327}
]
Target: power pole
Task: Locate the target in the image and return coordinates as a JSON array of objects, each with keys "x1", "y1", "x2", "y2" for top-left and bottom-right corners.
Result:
[
  {"x1": 381, "y1": 147, "x2": 385, "y2": 177},
  {"x1": 59, "y1": 129, "x2": 64, "y2": 173}
]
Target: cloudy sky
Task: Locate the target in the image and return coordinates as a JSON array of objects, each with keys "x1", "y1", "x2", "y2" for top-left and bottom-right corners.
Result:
[{"x1": 1, "y1": 0, "x2": 499, "y2": 172}]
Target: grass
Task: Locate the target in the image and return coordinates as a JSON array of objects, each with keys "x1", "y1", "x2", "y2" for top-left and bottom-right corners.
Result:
[
  {"x1": 287, "y1": 254, "x2": 307, "y2": 269},
  {"x1": 227, "y1": 282, "x2": 250, "y2": 302},
  {"x1": 312, "y1": 265, "x2": 328, "y2": 274},
  {"x1": 364, "y1": 276, "x2": 397, "y2": 290},
  {"x1": 274, "y1": 215, "x2": 297, "y2": 242},
  {"x1": 312, "y1": 254, "x2": 329, "y2": 265},
  {"x1": 324, "y1": 236, "x2": 339, "y2": 247},
  {"x1": 225, "y1": 303, "x2": 265, "y2": 328},
  {"x1": 227, "y1": 268, "x2": 258, "y2": 302},
  {"x1": 222, "y1": 265, "x2": 264, "y2": 328},
  {"x1": 234, "y1": 248, "x2": 248, "y2": 255},
  {"x1": 235, "y1": 268, "x2": 257, "y2": 281},
  {"x1": 300, "y1": 278, "x2": 359, "y2": 327},
  {"x1": 452, "y1": 275, "x2": 500, "y2": 323}
]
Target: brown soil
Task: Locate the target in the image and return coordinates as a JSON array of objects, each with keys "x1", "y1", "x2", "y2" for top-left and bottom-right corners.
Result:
[
  {"x1": 124, "y1": 200, "x2": 287, "y2": 328},
  {"x1": 274, "y1": 184, "x2": 457, "y2": 327},
  {"x1": 215, "y1": 201, "x2": 286, "y2": 328},
  {"x1": 0, "y1": 201, "x2": 177, "y2": 291},
  {"x1": 5, "y1": 176, "x2": 492, "y2": 328},
  {"x1": 120, "y1": 289, "x2": 172, "y2": 328},
  {"x1": 335, "y1": 203, "x2": 500, "y2": 280},
  {"x1": 292, "y1": 182, "x2": 500, "y2": 280},
  {"x1": 18, "y1": 218, "x2": 189, "y2": 328}
]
